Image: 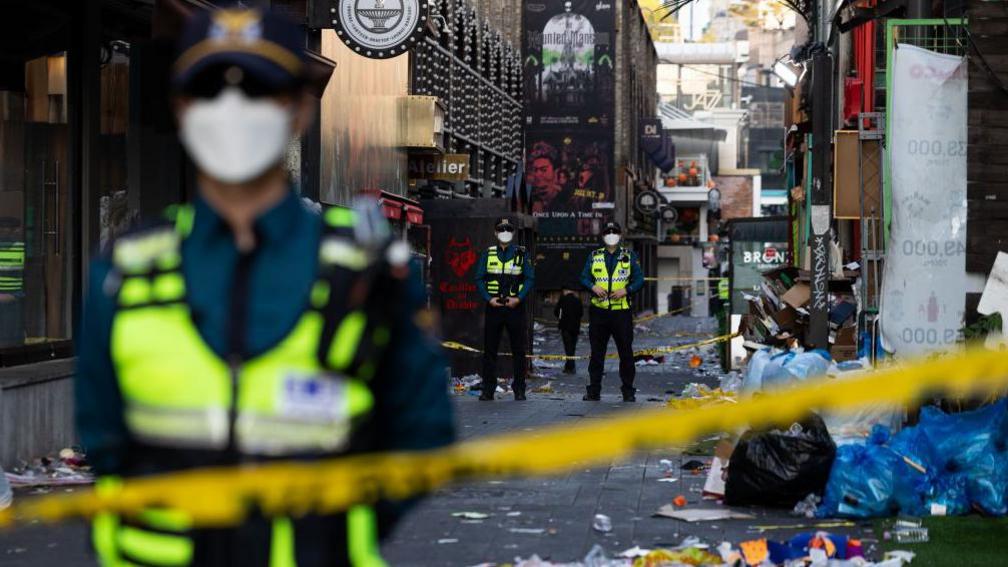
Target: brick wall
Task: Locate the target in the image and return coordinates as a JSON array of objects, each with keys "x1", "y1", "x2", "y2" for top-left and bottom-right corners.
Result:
[{"x1": 715, "y1": 175, "x2": 753, "y2": 220}]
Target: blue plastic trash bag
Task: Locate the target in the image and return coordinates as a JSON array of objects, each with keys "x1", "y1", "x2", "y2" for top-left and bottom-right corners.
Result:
[
  {"x1": 966, "y1": 445, "x2": 1008, "y2": 516},
  {"x1": 743, "y1": 348, "x2": 774, "y2": 392},
  {"x1": 763, "y1": 350, "x2": 831, "y2": 389},
  {"x1": 915, "y1": 400, "x2": 1008, "y2": 516},
  {"x1": 819, "y1": 425, "x2": 902, "y2": 518},
  {"x1": 0, "y1": 465, "x2": 10, "y2": 510},
  {"x1": 917, "y1": 400, "x2": 1008, "y2": 472},
  {"x1": 897, "y1": 470, "x2": 971, "y2": 517}
]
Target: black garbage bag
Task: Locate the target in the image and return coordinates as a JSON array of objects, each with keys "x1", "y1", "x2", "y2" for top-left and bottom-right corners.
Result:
[{"x1": 724, "y1": 413, "x2": 837, "y2": 508}]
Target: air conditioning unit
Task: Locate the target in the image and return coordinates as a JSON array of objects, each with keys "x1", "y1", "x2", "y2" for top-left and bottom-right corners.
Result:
[{"x1": 399, "y1": 95, "x2": 445, "y2": 153}]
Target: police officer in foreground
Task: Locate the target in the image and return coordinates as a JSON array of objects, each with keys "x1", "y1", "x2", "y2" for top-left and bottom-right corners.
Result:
[
  {"x1": 581, "y1": 222, "x2": 644, "y2": 402},
  {"x1": 474, "y1": 218, "x2": 535, "y2": 400},
  {"x1": 75, "y1": 7, "x2": 453, "y2": 566}
]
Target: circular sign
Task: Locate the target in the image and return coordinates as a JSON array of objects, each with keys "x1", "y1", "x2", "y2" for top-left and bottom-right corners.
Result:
[
  {"x1": 660, "y1": 206, "x2": 678, "y2": 223},
  {"x1": 332, "y1": 0, "x2": 428, "y2": 59},
  {"x1": 634, "y1": 190, "x2": 664, "y2": 216}
]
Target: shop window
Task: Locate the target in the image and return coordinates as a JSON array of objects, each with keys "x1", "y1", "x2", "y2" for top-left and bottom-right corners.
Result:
[
  {"x1": 98, "y1": 40, "x2": 138, "y2": 249},
  {"x1": 0, "y1": 53, "x2": 73, "y2": 348}
]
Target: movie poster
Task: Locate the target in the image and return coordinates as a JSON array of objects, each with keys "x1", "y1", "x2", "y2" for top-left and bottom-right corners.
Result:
[{"x1": 523, "y1": 0, "x2": 615, "y2": 256}]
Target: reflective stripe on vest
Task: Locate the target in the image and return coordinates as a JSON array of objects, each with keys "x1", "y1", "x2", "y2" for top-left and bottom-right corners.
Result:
[
  {"x1": 589, "y1": 248, "x2": 631, "y2": 310},
  {"x1": 718, "y1": 278, "x2": 730, "y2": 300},
  {"x1": 0, "y1": 241, "x2": 24, "y2": 293},
  {"x1": 109, "y1": 212, "x2": 375, "y2": 457},
  {"x1": 485, "y1": 246, "x2": 524, "y2": 297}
]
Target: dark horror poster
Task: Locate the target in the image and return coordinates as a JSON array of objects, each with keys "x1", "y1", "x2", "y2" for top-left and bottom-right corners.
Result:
[{"x1": 523, "y1": 0, "x2": 615, "y2": 287}]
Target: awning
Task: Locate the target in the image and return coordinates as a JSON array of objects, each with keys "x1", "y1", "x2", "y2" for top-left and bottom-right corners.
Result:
[{"x1": 363, "y1": 190, "x2": 424, "y2": 225}]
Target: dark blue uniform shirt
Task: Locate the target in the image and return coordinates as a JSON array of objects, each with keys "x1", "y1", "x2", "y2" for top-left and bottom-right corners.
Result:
[
  {"x1": 75, "y1": 190, "x2": 454, "y2": 476},
  {"x1": 473, "y1": 244, "x2": 535, "y2": 302},
  {"x1": 580, "y1": 247, "x2": 645, "y2": 295}
]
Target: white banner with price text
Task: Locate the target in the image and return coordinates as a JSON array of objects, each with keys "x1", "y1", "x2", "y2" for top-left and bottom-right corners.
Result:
[{"x1": 881, "y1": 44, "x2": 967, "y2": 356}]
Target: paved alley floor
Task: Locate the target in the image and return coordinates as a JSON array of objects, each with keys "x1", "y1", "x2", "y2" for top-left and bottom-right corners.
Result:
[{"x1": 0, "y1": 316, "x2": 880, "y2": 566}]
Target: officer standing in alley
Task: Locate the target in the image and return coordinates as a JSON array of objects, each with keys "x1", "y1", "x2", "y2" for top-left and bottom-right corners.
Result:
[
  {"x1": 581, "y1": 221, "x2": 644, "y2": 402},
  {"x1": 474, "y1": 218, "x2": 535, "y2": 400},
  {"x1": 75, "y1": 7, "x2": 453, "y2": 566}
]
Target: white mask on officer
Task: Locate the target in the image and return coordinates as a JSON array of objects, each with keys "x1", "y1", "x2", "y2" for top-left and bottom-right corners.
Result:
[
  {"x1": 179, "y1": 87, "x2": 293, "y2": 184},
  {"x1": 603, "y1": 233, "x2": 621, "y2": 247},
  {"x1": 497, "y1": 231, "x2": 514, "y2": 244}
]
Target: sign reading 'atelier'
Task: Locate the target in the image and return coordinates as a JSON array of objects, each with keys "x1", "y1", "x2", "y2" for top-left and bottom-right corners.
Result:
[{"x1": 331, "y1": 0, "x2": 429, "y2": 59}]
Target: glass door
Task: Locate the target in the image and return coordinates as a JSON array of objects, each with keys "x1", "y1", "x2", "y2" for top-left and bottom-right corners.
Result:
[{"x1": 0, "y1": 52, "x2": 71, "y2": 347}]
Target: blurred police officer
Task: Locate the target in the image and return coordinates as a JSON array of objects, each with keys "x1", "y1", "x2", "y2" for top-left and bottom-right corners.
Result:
[
  {"x1": 580, "y1": 222, "x2": 644, "y2": 401},
  {"x1": 474, "y1": 218, "x2": 535, "y2": 400},
  {"x1": 75, "y1": 7, "x2": 453, "y2": 566}
]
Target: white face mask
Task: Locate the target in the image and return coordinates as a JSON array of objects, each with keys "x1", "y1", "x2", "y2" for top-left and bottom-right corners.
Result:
[
  {"x1": 180, "y1": 87, "x2": 293, "y2": 184},
  {"x1": 603, "y1": 233, "x2": 621, "y2": 247},
  {"x1": 497, "y1": 231, "x2": 514, "y2": 244}
]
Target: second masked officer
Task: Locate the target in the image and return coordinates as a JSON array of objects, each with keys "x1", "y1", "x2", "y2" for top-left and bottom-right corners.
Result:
[
  {"x1": 474, "y1": 218, "x2": 535, "y2": 401},
  {"x1": 580, "y1": 222, "x2": 644, "y2": 402}
]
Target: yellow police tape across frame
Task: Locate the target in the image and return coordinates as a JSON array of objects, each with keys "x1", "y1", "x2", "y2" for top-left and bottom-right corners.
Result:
[
  {"x1": 4, "y1": 344, "x2": 1008, "y2": 529},
  {"x1": 441, "y1": 332, "x2": 736, "y2": 361}
]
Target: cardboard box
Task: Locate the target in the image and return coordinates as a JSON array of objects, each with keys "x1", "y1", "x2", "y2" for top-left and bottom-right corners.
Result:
[
  {"x1": 831, "y1": 325, "x2": 858, "y2": 361},
  {"x1": 782, "y1": 283, "x2": 811, "y2": 309}
]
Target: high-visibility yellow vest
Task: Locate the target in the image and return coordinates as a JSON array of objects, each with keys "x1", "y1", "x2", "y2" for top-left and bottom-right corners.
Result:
[
  {"x1": 94, "y1": 205, "x2": 387, "y2": 567},
  {"x1": 718, "y1": 277, "x2": 730, "y2": 300},
  {"x1": 485, "y1": 245, "x2": 525, "y2": 298},
  {"x1": 589, "y1": 248, "x2": 632, "y2": 310},
  {"x1": 0, "y1": 240, "x2": 24, "y2": 293}
]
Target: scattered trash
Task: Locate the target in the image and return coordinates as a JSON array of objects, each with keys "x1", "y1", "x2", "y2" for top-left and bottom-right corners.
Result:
[
  {"x1": 436, "y1": 538, "x2": 458, "y2": 544},
  {"x1": 749, "y1": 520, "x2": 856, "y2": 533},
  {"x1": 506, "y1": 511, "x2": 522, "y2": 517},
  {"x1": 893, "y1": 526, "x2": 929, "y2": 543},
  {"x1": 667, "y1": 385, "x2": 737, "y2": 411},
  {"x1": 509, "y1": 528, "x2": 546, "y2": 535},
  {"x1": 792, "y1": 493, "x2": 821, "y2": 518},
  {"x1": 451, "y1": 511, "x2": 490, "y2": 520},
  {"x1": 680, "y1": 459, "x2": 707, "y2": 472},
  {"x1": 591, "y1": 513, "x2": 612, "y2": 533},
  {"x1": 672, "y1": 495, "x2": 687, "y2": 507},
  {"x1": 689, "y1": 354, "x2": 702, "y2": 368},
  {"x1": 653, "y1": 506, "x2": 754, "y2": 522},
  {"x1": 657, "y1": 478, "x2": 679, "y2": 483},
  {"x1": 533, "y1": 382, "x2": 555, "y2": 394},
  {"x1": 702, "y1": 456, "x2": 728, "y2": 499},
  {"x1": 452, "y1": 374, "x2": 482, "y2": 395},
  {"x1": 718, "y1": 372, "x2": 743, "y2": 395},
  {"x1": 5, "y1": 448, "x2": 93, "y2": 487},
  {"x1": 616, "y1": 546, "x2": 650, "y2": 558}
]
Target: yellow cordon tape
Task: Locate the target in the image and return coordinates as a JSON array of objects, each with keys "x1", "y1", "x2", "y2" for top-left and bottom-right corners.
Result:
[
  {"x1": 441, "y1": 332, "x2": 737, "y2": 361},
  {"x1": 5, "y1": 345, "x2": 1008, "y2": 529}
]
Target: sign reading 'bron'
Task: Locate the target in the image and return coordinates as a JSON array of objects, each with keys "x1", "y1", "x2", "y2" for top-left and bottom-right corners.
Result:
[{"x1": 331, "y1": 0, "x2": 429, "y2": 58}]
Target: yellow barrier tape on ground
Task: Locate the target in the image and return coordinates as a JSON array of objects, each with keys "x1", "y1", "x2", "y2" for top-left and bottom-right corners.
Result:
[
  {"x1": 4, "y1": 345, "x2": 1008, "y2": 529},
  {"x1": 441, "y1": 332, "x2": 736, "y2": 361}
]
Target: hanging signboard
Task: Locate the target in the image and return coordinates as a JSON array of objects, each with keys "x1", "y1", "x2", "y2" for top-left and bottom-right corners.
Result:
[
  {"x1": 331, "y1": 0, "x2": 429, "y2": 59},
  {"x1": 407, "y1": 153, "x2": 470, "y2": 181},
  {"x1": 522, "y1": 0, "x2": 616, "y2": 288},
  {"x1": 880, "y1": 45, "x2": 967, "y2": 356}
]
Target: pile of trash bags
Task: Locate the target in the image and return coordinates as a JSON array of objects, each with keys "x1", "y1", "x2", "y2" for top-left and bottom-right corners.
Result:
[{"x1": 819, "y1": 399, "x2": 1008, "y2": 518}]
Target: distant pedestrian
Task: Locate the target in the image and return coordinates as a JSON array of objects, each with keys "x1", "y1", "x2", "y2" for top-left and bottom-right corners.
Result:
[
  {"x1": 474, "y1": 218, "x2": 535, "y2": 400},
  {"x1": 554, "y1": 284, "x2": 583, "y2": 374},
  {"x1": 581, "y1": 222, "x2": 644, "y2": 402}
]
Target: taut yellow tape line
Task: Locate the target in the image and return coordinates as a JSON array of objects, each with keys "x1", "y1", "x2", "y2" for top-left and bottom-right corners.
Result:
[
  {"x1": 4, "y1": 345, "x2": 1008, "y2": 528},
  {"x1": 442, "y1": 332, "x2": 737, "y2": 360}
]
